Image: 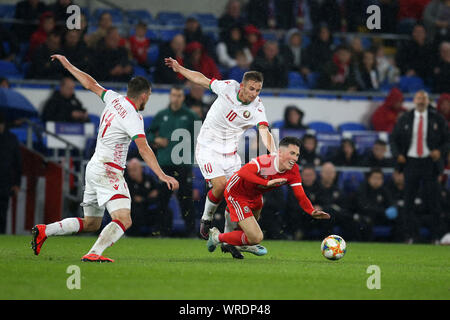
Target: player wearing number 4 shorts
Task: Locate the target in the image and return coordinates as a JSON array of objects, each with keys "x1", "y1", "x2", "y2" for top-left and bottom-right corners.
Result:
[
  {"x1": 30, "y1": 55, "x2": 178, "y2": 263},
  {"x1": 206, "y1": 137, "x2": 331, "y2": 255},
  {"x1": 165, "y1": 57, "x2": 277, "y2": 258}
]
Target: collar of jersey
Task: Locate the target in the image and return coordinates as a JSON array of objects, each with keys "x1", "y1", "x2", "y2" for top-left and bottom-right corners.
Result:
[
  {"x1": 237, "y1": 91, "x2": 251, "y2": 105},
  {"x1": 125, "y1": 96, "x2": 139, "y2": 112}
]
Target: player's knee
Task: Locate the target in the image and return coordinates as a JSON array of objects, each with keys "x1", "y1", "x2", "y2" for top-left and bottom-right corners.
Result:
[{"x1": 247, "y1": 231, "x2": 263, "y2": 245}]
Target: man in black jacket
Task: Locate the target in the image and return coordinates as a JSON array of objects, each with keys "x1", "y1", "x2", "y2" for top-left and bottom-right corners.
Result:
[
  {"x1": 390, "y1": 90, "x2": 450, "y2": 243},
  {"x1": 0, "y1": 112, "x2": 22, "y2": 233},
  {"x1": 41, "y1": 76, "x2": 89, "y2": 123}
]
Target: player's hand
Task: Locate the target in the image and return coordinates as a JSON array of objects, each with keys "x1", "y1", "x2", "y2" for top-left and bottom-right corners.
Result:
[
  {"x1": 50, "y1": 54, "x2": 71, "y2": 69},
  {"x1": 164, "y1": 57, "x2": 182, "y2": 73},
  {"x1": 397, "y1": 154, "x2": 407, "y2": 164},
  {"x1": 430, "y1": 149, "x2": 441, "y2": 161},
  {"x1": 311, "y1": 209, "x2": 330, "y2": 220},
  {"x1": 266, "y1": 178, "x2": 287, "y2": 187},
  {"x1": 160, "y1": 175, "x2": 179, "y2": 191},
  {"x1": 154, "y1": 137, "x2": 169, "y2": 148}
]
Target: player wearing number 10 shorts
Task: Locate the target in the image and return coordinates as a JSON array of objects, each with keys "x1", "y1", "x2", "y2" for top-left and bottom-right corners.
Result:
[{"x1": 165, "y1": 57, "x2": 277, "y2": 258}]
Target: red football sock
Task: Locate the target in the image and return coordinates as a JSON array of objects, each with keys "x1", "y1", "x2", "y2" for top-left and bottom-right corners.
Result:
[{"x1": 218, "y1": 230, "x2": 248, "y2": 246}]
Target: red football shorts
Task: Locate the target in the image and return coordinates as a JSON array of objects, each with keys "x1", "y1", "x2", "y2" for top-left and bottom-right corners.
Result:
[{"x1": 225, "y1": 193, "x2": 263, "y2": 222}]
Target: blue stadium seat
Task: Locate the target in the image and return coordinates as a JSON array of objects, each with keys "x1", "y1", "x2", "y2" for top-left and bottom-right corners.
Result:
[
  {"x1": 316, "y1": 132, "x2": 342, "y2": 157},
  {"x1": 159, "y1": 29, "x2": 182, "y2": 42},
  {"x1": 92, "y1": 8, "x2": 124, "y2": 24},
  {"x1": 306, "y1": 72, "x2": 319, "y2": 89},
  {"x1": 0, "y1": 61, "x2": 23, "y2": 79},
  {"x1": 262, "y1": 31, "x2": 277, "y2": 41},
  {"x1": 361, "y1": 37, "x2": 372, "y2": 49},
  {"x1": 338, "y1": 122, "x2": 367, "y2": 132},
  {"x1": 271, "y1": 120, "x2": 284, "y2": 129},
  {"x1": 88, "y1": 114, "x2": 100, "y2": 127},
  {"x1": 147, "y1": 44, "x2": 159, "y2": 65},
  {"x1": 143, "y1": 116, "x2": 153, "y2": 130},
  {"x1": 127, "y1": 9, "x2": 155, "y2": 25},
  {"x1": 288, "y1": 71, "x2": 307, "y2": 89},
  {"x1": 399, "y1": 76, "x2": 425, "y2": 93},
  {"x1": 338, "y1": 171, "x2": 365, "y2": 194},
  {"x1": 145, "y1": 29, "x2": 160, "y2": 41},
  {"x1": 0, "y1": 4, "x2": 15, "y2": 20},
  {"x1": 133, "y1": 65, "x2": 149, "y2": 78},
  {"x1": 157, "y1": 11, "x2": 185, "y2": 25},
  {"x1": 308, "y1": 121, "x2": 335, "y2": 133},
  {"x1": 228, "y1": 66, "x2": 247, "y2": 82},
  {"x1": 301, "y1": 35, "x2": 310, "y2": 48},
  {"x1": 169, "y1": 194, "x2": 185, "y2": 233},
  {"x1": 189, "y1": 13, "x2": 218, "y2": 27},
  {"x1": 373, "y1": 226, "x2": 392, "y2": 238},
  {"x1": 192, "y1": 166, "x2": 206, "y2": 194}
]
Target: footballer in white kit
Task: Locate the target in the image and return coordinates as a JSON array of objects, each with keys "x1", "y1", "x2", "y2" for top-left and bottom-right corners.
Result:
[
  {"x1": 31, "y1": 55, "x2": 178, "y2": 263},
  {"x1": 165, "y1": 57, "x2": 276, "y2": 259}
]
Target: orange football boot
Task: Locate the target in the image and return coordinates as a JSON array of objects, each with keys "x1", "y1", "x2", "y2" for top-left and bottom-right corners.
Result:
[
  {"x1": 31, "y1": 224, "x2": 47, "y2": 256},
  {"x1": 81, "y1": 253, "x2": 114, "y2": 263}
]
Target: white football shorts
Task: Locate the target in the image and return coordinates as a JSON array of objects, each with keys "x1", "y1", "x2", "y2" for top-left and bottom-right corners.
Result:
[{"x1": 195, "y1": 143, "x2": 242, "y2": 181}]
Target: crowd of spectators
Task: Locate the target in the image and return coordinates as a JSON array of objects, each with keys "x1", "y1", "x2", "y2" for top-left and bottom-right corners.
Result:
[{"x1": 2, "y1": 0, "x2": 450, "y2": 94}]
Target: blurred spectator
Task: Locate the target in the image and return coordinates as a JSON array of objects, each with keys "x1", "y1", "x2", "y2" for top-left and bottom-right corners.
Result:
[
  {"x1": 309, "y1": 0, "x2": 344, "y2": 32},
  {"x1": 362, "y1": 139, "x2": 394, "y2": 168},
  {"x1": 390, "y1": 90, "x2": 449, "y2": 243},
  {"x1": 243, "y1": 24, "x2": 265, "y2": 57},
  {"x1": 218, "y1": 0, "x2": 247, "y2": 39},
  {"x1": 41, "y1": 77, "x2": 89, "y2": 123},
  {"x1": 13, "y1": 0, "x2": 48, "y2": 42},
  {"x1": 155, "y1": 34, "x2": 186, "y2": 84},
  {"x1": 122, "y1": 22, "x2": 150, "y2": 68},
  {"x1": 354, "y1": 50, "x2": 380, "y2": 91},
  {"x1": 0, "y1": 112, "x2": 22, "y2": 234},
  {"x1": 27, "y1": 31, "x2": 63, "y2": 79},
  {"x1": 85, "y1": 12, "x2": 113, "y2": 49},
  {"x1": 49, "y1": 0, "x2": 72, "y2": 26},
  {"x1": 92, "y1": 27, "x2": 133, "y2": 82},
  {"x1": 299, "y1": 133, "x2": 322, "y2": 167},
  {"x1": 436, "y1": 93, "x2": 450, "y2": 126},
  {"x1": 317, "y1": 45, "x2": 358, "y2": 91},
  {"x1": 250, "y1": 41, "x2": 288, "y2": 88},
  {"x1": 184, "y1": 81, "x2": 209, "y2": 115},
  {"x1": 397, "y1": 0, "x2": 432, "y2": 34},
  {"x1": 386, "y1": 169, "x2": 407, "y2": 240},
  {"x1": 330, "y1": 138, "x2": 362, "y2": 166},
  {"x1": 354, "y1": 168, "x2": 395, "y2": 241},
  {"x1": 0, "y1": 78, "x2": 10, "y2": 89},
  {"x1": 0, "y1": 26, "x2": 19, "y2": 62},
  {"x1": 246, "y1": 0, "x2": 304, "y2": 30},
  {"x1": 373, "y1": 44, "x2": 400, "y2": 86},
  {"x1": 185, "y1": 41, "x2": 222, "y2": 80},
  {"x1": 146, "y1": 85, "x2": 200, "y2": 237},
  {"x1": 303, "y1": 25, "x2": 334, "y2": 73},
  {"x1": 285, "y1": 164, "x2": 321, "y2": 239},
  {"x1": 216, "y1": 24, "x2": 253, "y2": 69},
  {"x1": 189, "y1": 103, "x2": 204, "y2": 121},
  {"x1": 79, "y1": 13, "x2": 89, "y2": 41},
  {"x1": 371, "y1": 87, "x2": 407, "y2": 133},
  {"x1": 184, "y1": 16, "x2": 215, "y2": 58},
  {"x1": 396, "y1": 24, "x2": 433, "y2": 81},
  {"x1": 62, "y1": 29, "x2": 90, "y2": 72},
  {"x1": 259, "y1": 185, "x2": 289, "y2": 239},
  {"x1": 283, "y1": 105, "x2": 308, "y2": 130},
  {"x1": 281, "y1": 28, "x2": 310, "y2": 77},
  {"x1": 124, "y1": 158, "x2": 162, "y2": 237},
  {"x1": 432, "y1": 41, "x2": 450, "y2": 93},
  {"x1": 316, "y1": 161, "x2": 356, "y2": 240},
  {"x1": 227, "y1": 50, "x2": 251, "y2": 82},
  {"x1": 28, "y1": 11, "x2": 55, "y2": 60},
  {"x1": 377, "y1": 0, "x2": 400, "y2": 34},
  {"x1": 348, "y1": 36, "x2": 364, "y2": 68},
  {"x1": 424, "y1": 0, "x2": 450, "y2": 44}
]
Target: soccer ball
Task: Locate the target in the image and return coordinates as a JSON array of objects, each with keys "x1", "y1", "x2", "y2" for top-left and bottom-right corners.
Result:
[{"x1": 321, "y1": 235, "x2": 346, "y2": 260}]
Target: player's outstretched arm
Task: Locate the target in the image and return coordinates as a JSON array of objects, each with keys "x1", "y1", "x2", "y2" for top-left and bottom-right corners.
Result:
[
  {"x1": 134, "y1": 137, "x2": 179, "y2": 191},
  {"x1": 164, "y1": 57, "x2": 210, "y2": 89},
  {"x1": 50, "y1": 54, "x2": 105, "y2": 98},
  {"x1": 292, "y1": 185, "x2": 330, "y2": 219},
  {"x1": 258, "y1": 125, "x2": 277, "y2": 154}
]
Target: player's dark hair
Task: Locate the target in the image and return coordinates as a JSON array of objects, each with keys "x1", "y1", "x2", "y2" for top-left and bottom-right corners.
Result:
[
  {"x1": 171, "y1": 84, "x2": 184, "y2": 92},
  {"x1": 374, "y1": 139, "x2": 387, "y2": 146},
  {"x1": 279, "y1": 136, "x2": 301, "y2": 148},
  {"x1": 243, "y1": 71, "x2": 263, "y2": 83},
  {"x1": 367, "y1": 167, "x2": 383, "y2": 179},
  {"x1": 127, "y1": 76, "x2": 151, "y2": 99},
  {"x1": 301, "y1": 163, "x2": 316, "y2": 171}
]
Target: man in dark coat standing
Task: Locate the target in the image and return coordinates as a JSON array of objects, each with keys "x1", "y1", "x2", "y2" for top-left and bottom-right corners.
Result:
[
  {"x1": 0, "y1": 112, "x2": 22, "y2": 233},
  {"x1": 390, "y1": 90, "x2": 449, "y2": 244}
]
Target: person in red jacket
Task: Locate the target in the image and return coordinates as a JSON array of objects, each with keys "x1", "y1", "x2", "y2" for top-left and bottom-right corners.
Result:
[
  {"x1": 437, "y1": 93, "x2": 450, "y2": 128},
  {"x1": 121, "y1": 22, "x2": 150, "y2": 67},
  {"x1": 184, "y1": 41, "x2": 222, "y2": 80},
  {"x1": 206, "y1": 137, "x2": 330, "y2": 257},
  {"x1": 28, "y1": 11, "x2": 55, "y2": 60},
  {"x1": 371, "y1": 87, "x2": 408, "y2": 133}
]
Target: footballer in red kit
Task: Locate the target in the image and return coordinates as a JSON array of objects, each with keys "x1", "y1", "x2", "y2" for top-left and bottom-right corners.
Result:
[{"x1": 207, "y1": 137, "x2": 330, "y2": 255}]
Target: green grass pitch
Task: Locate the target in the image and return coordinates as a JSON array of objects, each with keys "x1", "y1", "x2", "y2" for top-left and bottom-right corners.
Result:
[{"x1": 0, "y1": 235, "x2": 449, "y2": 300}]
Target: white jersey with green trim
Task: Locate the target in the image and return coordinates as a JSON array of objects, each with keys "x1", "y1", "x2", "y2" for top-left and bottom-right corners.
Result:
[
  {"x1": 91, "y1": 89, "x2": 145, "y2": 169},
  {"x1": 197, "y1": 79, "x2": 269, "y2": 154}
]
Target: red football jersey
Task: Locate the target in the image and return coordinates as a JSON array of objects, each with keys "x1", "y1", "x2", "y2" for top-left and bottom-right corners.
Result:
[{"x1": 225, "y1": 154, "x2": 315, "y2": 214}]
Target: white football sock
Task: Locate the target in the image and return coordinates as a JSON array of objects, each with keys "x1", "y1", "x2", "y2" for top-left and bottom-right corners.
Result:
[
  {"x1": 45, "y1": 218, "x2": 82, "y2": 236},
  {"x1": 201, "y1": 196, "x2": 221, "y2": 221},
  {"x1": 87, "y1": 220, "x2": 125, "y2": 256}
]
